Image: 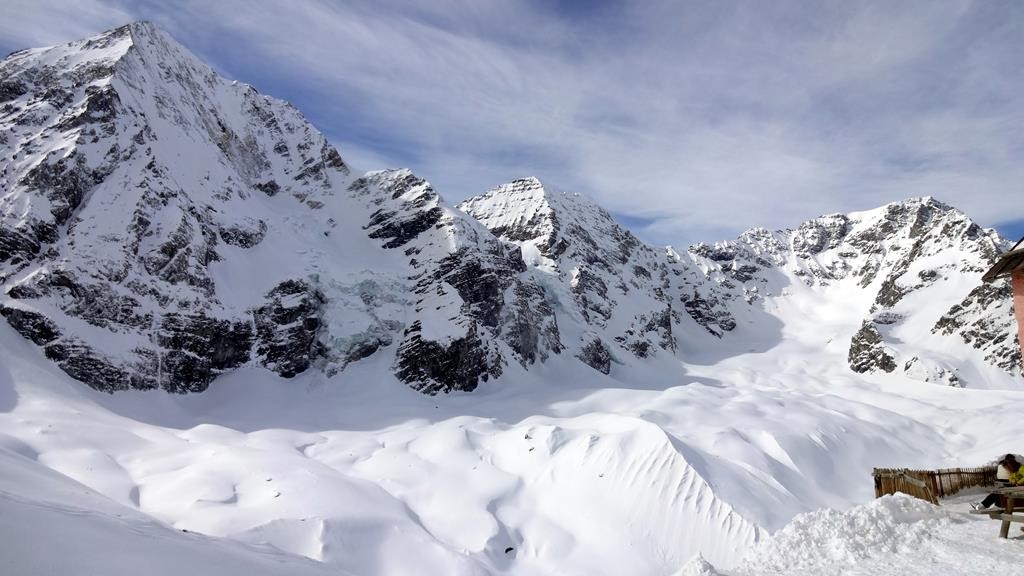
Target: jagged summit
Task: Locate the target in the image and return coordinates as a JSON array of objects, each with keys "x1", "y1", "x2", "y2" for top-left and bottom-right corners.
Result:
[
  {"x1": 458, "y1": 176, "x2": 633, "y2": 268},
  {"x1": 2, "y1": 22, "x2": 217, "y2": 102}
]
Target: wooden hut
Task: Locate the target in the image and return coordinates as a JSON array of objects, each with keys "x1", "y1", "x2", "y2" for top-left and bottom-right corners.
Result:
[{"x1": 982, "y1": 236, "x2": 1024, "y2": 359}]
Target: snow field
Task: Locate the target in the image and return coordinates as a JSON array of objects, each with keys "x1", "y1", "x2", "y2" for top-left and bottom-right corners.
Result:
[{"x1": 4, "y1": 315, "x2": 1024, "y2": 574}]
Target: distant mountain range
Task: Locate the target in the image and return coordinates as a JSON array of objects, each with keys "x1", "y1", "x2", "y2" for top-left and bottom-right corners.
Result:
[{"x1": 1, "y1": 22, "x2": 1019, "y2": 395}]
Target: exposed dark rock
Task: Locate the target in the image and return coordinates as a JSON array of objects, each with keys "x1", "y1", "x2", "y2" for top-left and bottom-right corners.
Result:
[
  {"x1": 0, "y1": 79, "x2": 27, "y2": 103},
  {"x1": 56, "y1": 85, "x2": 119, "y2": 131},
  {"x1": 872, "y1": 240, "x2": 924, "y2": 309},
  {"x1": 10, "y1": 270, "x2": 151, "y2": 329},
  {"x1": 730, "y1": 264, "x2": 760, "y2": 283},
  {"x1": 254, "y1": 180, "x2": 281, "y2": 196},
  {"x1": 689, "y1": 243, "x2": 737, "y2": 262},
  {"x1": 395, "y1": 321, "x2": 498, "y2": 394},
  {"x1": 366, "y1": 206, "x2": 444, "y2": 249},
  {"x1": 504, "y1": 281, "x2": 563, "y2": 365},
  {"x1": 681, "y1": 291, "x2": 736, "y2": 337},
  {"x1": 43, "y1": 339, "x2": 138, "y2": 392},
  {"x1": 792, "y1": 216, "x2": 850, "y2": 255},
  {"x1": 426, "y1": 248, "x2": 522, "y2": 328},
  {"x1": 253, "y1": 279, "x2": 324, "y2": 378},
  {"x1": 932, "y1": 281, "x2": 1021, "y2": 374},
  {"x1": 139, "y1": 210, "x2": 217, "y2": 293},
  {"x1": 219, "y1": 219, "x2": 267, "y2": 248},
  {"x1": 577, "y1": 337, "x2": 612, "y2": 374},
  {"x1": 848, "y1": 321, "x2": 896, "y2": 373},
  {"x1": 572, "y1": 268, "x2": 611, "y2": 324},
  {"x1": 341, "y1": 333, "x2": 392, "y2": 366},
  {"x1": 0, "y1": 225, "x2": 42, "y2": 265},
  {"x1": 934, "y1": 283, "x2": 1011, "y2": 336},
  {"x1": 157, "y1": 312, "x2": 253, "y2": 391},
  {"x1": 321, "y1": 143, "x2": 349, "y2": 173},
  {"x1": 20, "y1": 153, "x2": 95, "y2": 225},
  {"x1": 0, "y1": 305, "x2": 61, "y2": 345}
]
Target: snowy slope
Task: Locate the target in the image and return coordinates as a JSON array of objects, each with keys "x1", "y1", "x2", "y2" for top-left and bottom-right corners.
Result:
[
  {"x1": 4, "y1": 291, "x2": 1024, "y2": 574},
  {"x1": 0, "y1": 444, "x2": 346, "y2": 576}
]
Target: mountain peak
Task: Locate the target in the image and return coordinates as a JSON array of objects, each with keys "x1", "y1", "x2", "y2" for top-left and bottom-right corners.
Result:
[
  {"x1": 457, "y1": 176, "x2": 615, "y2": 253},
  {"x1": 457, "y1": 177, "x2": 560, "y2": 247},
  {"x1": 2, "y1": 21, "x2": 179, "y2": 73}
]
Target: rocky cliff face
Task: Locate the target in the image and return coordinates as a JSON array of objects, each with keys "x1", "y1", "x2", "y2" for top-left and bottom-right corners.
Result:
[{"x1": 0, "y1": 23, "x2": 1018, "y2": 395}]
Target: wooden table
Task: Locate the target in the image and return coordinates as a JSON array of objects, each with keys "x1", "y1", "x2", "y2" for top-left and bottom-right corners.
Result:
[{"x1": 992, "y1": 486, "x2": 1024, "y2": 538}]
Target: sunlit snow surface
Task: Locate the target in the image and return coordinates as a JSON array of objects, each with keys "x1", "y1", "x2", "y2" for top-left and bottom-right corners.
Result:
[
  {"x1": 3, "y1": 309, "x2": 1024, "y2": 575},
  {"x1": 2, "y1": 22, "x2": 1024, "y2": 576}
]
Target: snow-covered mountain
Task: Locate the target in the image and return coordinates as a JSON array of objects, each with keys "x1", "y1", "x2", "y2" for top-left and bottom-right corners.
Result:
[
  {"x1": 0, "y1": 23, "x2": 553, "y2": 395},
  {"x1": 0, "y1": 23, "x2": 1019, "y2": 399},
  {"x1": 684, "y1": 197, "x2": 1019, "y2": 386},
  {"x1": 463, "y1": 181, "x2": 1021, "y2": 388}
]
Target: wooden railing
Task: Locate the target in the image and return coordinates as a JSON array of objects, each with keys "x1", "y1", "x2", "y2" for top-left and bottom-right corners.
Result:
[{"x1": 872, "y1": 466, "x2": 997, "y2": 504}]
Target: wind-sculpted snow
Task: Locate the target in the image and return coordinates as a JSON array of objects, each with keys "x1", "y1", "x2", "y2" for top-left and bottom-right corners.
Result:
[
  {"x1": 0, "y1": 445, "x2": 347, "y2": 576},
  {"x1": 3, "y1": 311, "x2": 1024, "y2": 574}
]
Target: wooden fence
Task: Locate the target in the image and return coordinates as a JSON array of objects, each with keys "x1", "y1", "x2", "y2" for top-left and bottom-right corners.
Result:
[{"x1": 872, "y1": 466, "x2": 997, "y2": 504}]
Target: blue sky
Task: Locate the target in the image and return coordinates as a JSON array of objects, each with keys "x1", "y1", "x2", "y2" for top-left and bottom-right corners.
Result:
[{"x1": 1, "y1": 0, "x2": 1021, "y2": 246}]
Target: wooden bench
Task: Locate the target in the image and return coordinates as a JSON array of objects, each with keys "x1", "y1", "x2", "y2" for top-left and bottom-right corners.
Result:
[
  {"x1": 987, "y1": 487, "x2": 1024, "y2": 538},
  {"x1": 997, "y1": 514, "x2": 1024, "y2": 538},
  {"x1": 969, "y1": 507, "x2": 1004, "y2": 516}
]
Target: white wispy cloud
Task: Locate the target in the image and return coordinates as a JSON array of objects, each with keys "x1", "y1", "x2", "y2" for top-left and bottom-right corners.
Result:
[{"x1": 1, "y1": 0, "x2": 1020, "y2": 245}]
